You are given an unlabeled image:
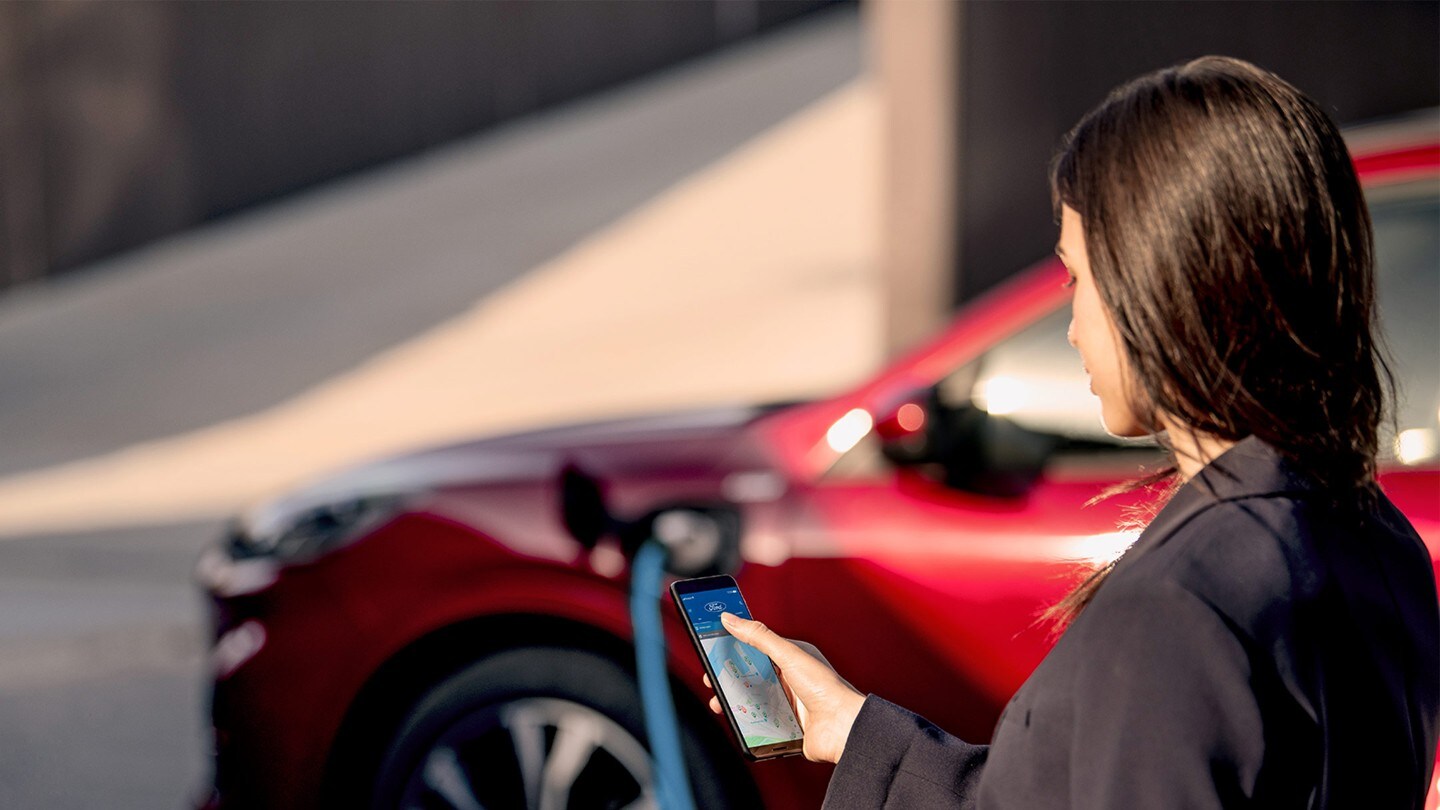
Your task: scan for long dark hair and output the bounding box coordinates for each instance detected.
[1044,56,1392,626]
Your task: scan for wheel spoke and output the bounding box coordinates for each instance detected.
[423,695,659,810]
[538,711,603,810]
[422,746,487,810]
[502,702,548,810]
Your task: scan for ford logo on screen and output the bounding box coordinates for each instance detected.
[704,601,726,613]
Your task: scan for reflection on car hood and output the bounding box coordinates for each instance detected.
[239,405,775,538]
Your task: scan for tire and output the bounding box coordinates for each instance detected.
[368,647,756,810]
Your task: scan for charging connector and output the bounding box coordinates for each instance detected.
[561,464,741,808]
[631,539,699,810]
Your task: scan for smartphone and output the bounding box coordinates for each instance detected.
[670,575,804,760]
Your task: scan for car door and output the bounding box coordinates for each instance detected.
[778,299,1163,744]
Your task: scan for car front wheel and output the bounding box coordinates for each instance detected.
[368,646,751,810]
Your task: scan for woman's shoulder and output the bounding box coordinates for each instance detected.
[1110,454,1430,650]
[1108,494,1310,633]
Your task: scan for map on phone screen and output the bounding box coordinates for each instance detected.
[679,587,803,747]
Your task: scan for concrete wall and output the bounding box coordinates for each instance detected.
[0,0,833,291]
[955,0,1440,303]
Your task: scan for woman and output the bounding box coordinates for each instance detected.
[714,56,1440,808]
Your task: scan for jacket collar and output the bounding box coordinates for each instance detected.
[1126,435,1317,560]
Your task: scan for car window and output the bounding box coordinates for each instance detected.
[1371,179,1440,465]
[959,306,1111,446]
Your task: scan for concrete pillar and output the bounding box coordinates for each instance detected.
[0,3,47,288]
[866,0,961,357]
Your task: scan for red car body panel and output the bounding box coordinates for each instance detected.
[198,135,1440,809]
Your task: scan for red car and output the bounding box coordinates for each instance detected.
[196,117,1440,809]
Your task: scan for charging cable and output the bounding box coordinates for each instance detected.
[630,538,698,810]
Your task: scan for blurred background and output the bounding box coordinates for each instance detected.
[0,1,1434,807]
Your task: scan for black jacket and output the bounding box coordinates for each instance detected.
[826,437,1440,809]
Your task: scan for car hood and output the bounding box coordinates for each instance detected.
[239,404,779,539]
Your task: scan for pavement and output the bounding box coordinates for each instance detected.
[0,6,877,539]
[0,8,874,808]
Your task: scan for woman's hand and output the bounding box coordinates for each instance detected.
[702,612,866,764]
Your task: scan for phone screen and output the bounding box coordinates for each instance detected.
[675,581,803,754]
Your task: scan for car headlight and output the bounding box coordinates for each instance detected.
[227,493,408,563]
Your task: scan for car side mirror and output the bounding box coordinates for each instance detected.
[879,390,1061,498]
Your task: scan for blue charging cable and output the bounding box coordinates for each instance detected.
[630,539,698,810]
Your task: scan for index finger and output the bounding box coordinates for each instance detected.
[719,612,807,670]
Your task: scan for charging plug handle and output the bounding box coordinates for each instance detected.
[644,507,740,578]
